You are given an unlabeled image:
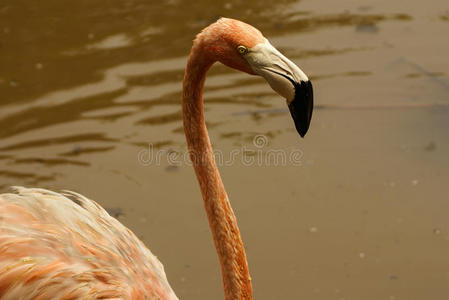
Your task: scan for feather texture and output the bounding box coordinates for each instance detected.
[0,187,178,300]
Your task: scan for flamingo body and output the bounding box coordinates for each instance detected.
[0,187,177,299]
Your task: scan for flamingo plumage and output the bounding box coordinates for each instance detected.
[0,18,312,300]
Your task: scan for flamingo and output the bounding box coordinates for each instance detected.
[0,18,313,300]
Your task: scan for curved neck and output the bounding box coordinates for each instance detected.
[182,44,253,300]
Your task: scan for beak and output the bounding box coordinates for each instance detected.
[245,39,313,137]
[287,80,313,138]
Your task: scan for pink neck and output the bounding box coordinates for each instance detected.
[182,44,252,300]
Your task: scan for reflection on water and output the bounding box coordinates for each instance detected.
[1,0,449,299]
[0,133,117,151]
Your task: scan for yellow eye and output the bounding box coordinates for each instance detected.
[237,45,248,55]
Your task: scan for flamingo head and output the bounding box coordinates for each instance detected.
[197,17,313,137]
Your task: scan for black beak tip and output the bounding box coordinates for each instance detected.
[288,80,313,138]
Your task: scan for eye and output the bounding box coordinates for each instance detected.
[237,45,248,55]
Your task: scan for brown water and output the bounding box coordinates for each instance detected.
[1,0,449,299]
